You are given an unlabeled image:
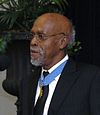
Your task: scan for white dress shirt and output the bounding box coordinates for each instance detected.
[35,55,69,115]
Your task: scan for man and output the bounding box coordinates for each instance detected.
[22,13,100,115]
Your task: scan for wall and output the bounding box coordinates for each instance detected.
[0,70,17,115]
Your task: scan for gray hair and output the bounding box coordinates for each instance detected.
[68,26,76,46]
[65,26,76,54]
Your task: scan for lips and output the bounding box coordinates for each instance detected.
[30,46,44,58]
[30,47,40,59]
[30,49,39,56]
[30,47,39,53]
[30,50,38,53]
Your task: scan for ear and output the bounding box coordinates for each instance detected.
[59,36,69,49]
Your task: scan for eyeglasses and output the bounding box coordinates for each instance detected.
[27,32,68,41]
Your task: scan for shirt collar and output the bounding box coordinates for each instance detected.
[42,54,69,74]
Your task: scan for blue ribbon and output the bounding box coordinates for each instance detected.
[39,60,67,86]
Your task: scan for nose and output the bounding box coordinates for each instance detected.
[30,37,38,46]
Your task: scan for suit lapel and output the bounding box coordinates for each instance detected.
[48,60,79,115]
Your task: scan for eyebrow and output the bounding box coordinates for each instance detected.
[31,30,45,34]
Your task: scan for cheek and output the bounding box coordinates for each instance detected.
[43,42,59,60]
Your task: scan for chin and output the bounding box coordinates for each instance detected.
[31,59,44,67]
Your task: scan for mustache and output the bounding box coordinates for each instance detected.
[30,46,44,54]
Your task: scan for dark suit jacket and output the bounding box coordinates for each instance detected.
[20,59,100,115]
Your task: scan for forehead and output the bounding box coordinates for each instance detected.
[32,20,55,34]
[31,19,58,34]
[31,14,71,34]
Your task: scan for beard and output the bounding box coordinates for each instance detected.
[30,47,45,66]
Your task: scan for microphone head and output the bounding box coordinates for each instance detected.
[0,54,10,71]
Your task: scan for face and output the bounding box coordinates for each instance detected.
[30,14,69,69]
[30,32,61,69]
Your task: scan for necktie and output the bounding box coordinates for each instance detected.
[34,71,49,115]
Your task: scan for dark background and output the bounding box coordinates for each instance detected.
[66,0,100,67]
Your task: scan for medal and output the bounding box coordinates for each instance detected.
[39,60,67,86]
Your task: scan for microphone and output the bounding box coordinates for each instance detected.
[0,54,10,71]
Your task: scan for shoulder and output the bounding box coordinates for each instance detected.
[75,60,100,80]
[66,59,100,76]
[22,65,42,82]
[64,59,100,86]
[76,61,100,73]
